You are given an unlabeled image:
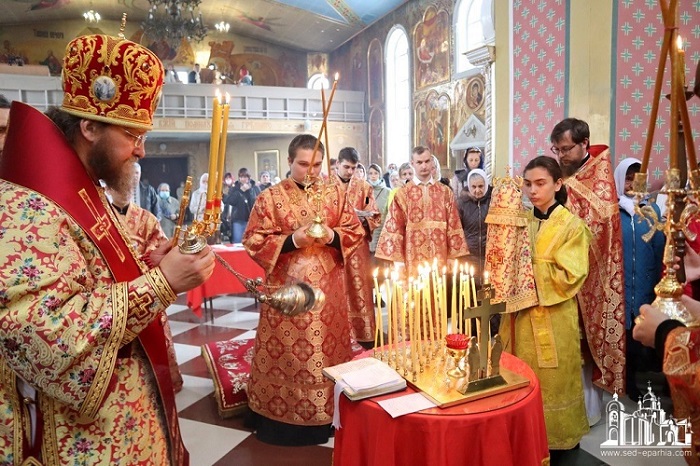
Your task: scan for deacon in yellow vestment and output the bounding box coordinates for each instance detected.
[501,204,592,450]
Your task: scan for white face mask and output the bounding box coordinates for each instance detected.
[225,179,233,186]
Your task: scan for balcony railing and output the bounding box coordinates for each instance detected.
[0,75,365,123]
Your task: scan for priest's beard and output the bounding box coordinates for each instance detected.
[88,143,137,198]
[560,161,579,178]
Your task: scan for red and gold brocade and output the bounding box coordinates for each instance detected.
[565,145,626,394]
[375,181,468,276]
[333,174,380,342]
[113,202,183,393]
[242,178,365,426]
[0,182,177,465]
[664,327,700,465]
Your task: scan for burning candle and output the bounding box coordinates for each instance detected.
[206,91,222,203]
[677,35,686,87]
[215,92,231,213]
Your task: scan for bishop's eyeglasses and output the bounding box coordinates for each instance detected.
[122,128,148,148]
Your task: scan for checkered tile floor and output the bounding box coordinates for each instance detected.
[169,293,334,466]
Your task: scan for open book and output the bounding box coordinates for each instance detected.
[323,357,407,401]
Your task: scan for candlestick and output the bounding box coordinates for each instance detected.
[206,92,222,203]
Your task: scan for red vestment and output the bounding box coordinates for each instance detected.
[664,327,700,464]
[0,102,186,464]
[333,174,380,342]
[565,145,626,394]
[242,179,364,426]
[375,180,469,276]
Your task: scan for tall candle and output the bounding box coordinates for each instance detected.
[470,265,478,306]
[464,269,470,309]
[384,269,392,360]
[215,93,230,211]
[441,266,447,342]
[206,92,222,203]
[677,35,686,87]
[373,269,382,351]
[391,271,400,369]
[451,260,458,334]
[410,302,418,376]
[399,282,407,373]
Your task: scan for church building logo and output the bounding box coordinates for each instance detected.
[601,385,692,448]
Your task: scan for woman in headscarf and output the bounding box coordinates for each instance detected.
[457,168,492,283]
[613,157,664,399]
[189,172,208,222]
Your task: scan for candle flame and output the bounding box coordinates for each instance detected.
[676,35,683,50]
[442,265,447,274]
[383,268,389,279]
[470,265,475,276]
[225,92,231,104]
[215,89,222,102]
[453,260,458,274]
[484,271,490,284]
[334,72,339,81]
[373,268,378,278]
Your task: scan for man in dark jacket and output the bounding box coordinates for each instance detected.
[134,163,160,217]
[223,167,260,243]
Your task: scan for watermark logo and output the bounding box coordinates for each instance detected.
[601,385,692,449]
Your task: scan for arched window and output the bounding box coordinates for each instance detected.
[308,73,329,89]
[454,0,486,76]
[385,26,410,166]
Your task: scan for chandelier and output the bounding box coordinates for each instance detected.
[215,21,230,33]
[83,9,101,23]
[142,0,208,49]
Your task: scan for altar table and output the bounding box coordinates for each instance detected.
[186,244,264,318]
[333,352,549,466]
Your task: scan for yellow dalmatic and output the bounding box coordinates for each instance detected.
[501,205,592,450]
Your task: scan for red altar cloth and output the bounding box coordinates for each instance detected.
[186,244,265,317]
[333,352,549,466]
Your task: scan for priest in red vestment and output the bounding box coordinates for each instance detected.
[332,147,380,344]
[242,135,365,445]
[0,34,214,465]
[550,118,626,410]
[375,145,468,277]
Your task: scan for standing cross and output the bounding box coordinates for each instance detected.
[461,283,506,377]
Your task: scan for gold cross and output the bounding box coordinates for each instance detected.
[128,290,154,320]
[79,189,125,262]
[462,283,506,374]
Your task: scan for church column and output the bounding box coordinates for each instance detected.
[465,46,495,178]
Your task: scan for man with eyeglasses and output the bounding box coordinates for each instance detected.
[549,117,625,427]
[0,34,214,464]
